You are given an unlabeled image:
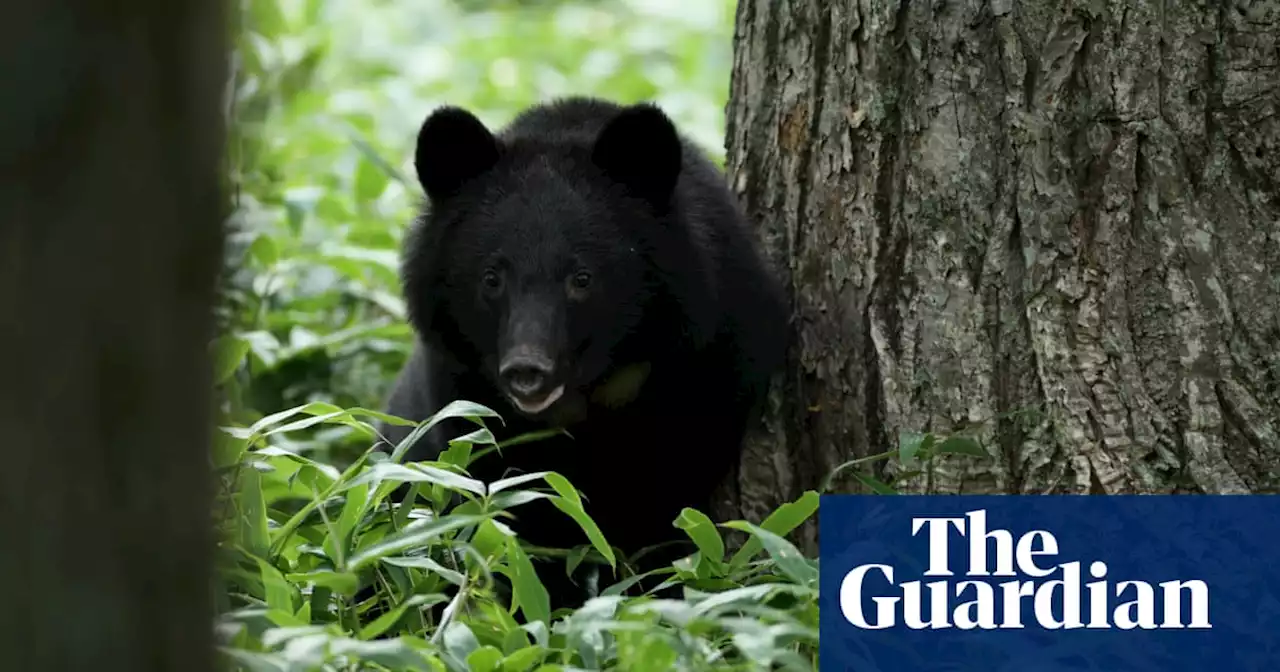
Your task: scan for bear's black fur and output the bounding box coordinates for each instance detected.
[374,96,788,611]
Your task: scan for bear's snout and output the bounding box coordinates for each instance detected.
[498,347,565,415]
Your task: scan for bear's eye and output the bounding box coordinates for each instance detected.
[571,270,592,290]
[482,269,503,292]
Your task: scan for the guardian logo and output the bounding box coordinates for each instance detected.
[840,509,1212,631]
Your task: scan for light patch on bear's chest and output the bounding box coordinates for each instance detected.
[589,362,652,409]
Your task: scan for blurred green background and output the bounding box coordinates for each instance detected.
[223,0,737,459]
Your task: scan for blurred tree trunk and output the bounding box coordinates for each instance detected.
[717,0,1280,554]
[0,3,227,671]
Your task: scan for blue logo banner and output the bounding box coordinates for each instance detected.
[818,495,1280,671]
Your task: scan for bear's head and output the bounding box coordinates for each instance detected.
[402,102,694,421]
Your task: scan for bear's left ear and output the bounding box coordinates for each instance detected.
[591,103,683,207]
[415,106,502,202]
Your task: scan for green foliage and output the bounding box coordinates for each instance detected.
[213,0,990,669]
[213,399,823,670]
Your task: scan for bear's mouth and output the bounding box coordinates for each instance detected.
[507,384,566,415]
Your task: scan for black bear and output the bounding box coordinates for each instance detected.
[374,96,788,611]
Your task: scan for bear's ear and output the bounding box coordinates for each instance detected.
[415,106,501,201]
[591,103,682,206]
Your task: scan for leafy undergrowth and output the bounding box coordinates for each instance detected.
[212,399,821,671]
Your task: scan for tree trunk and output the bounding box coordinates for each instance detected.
[719,0,1280,554]
[0,3,227,670]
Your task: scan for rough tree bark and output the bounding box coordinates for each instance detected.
[717,0,1280,554]
[0,3,227,670]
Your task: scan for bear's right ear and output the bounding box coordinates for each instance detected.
[415,106,501,201]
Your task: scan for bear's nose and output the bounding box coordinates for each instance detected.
[499,354,555,398]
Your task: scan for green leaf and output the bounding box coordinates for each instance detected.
[218,648,289,672]
[329,636,443,671]
[389,400,503,463]
[466,645,504,672]
[497,427,565,450]
[471,518,513,559]
[331,480,369,566]
[347,514,488,572]
[489,490,553,513]
[253,446,341,483]
[441,436,478,468]
[891,468,924,480]
[506,537,551,626]
[381,555,466,587]
[237,467,270,558]
[898,431,928,464]
[390,482,421,530]
[345,127,410,186]
[543,473,615,569]
[343,461,486,497]
[212,335,251,384]
[358,593,447,640]
[565,545,589,578]
[729,490,819,570]
[442,622,481,669]
[246,402,324,435]
[341,406,419,427]
[253,557,297,614]
[600,567,669,597]
[283,569,359,596]
[335,478,366,542]
[243,400,377,442]
[354,156,391,203]
[214,429,250,470]
[722,521,818,587]
[248,232,279,267]
[687,584,778,618]
[248,0,285,37]
[489,471,553,493]
[853,471,899,495]
[673,508,725,574]
[501,628,531,656]
[261,608,305,628]
[501,645,547,672]
[261,410,346,437]
[932,434,987,457]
